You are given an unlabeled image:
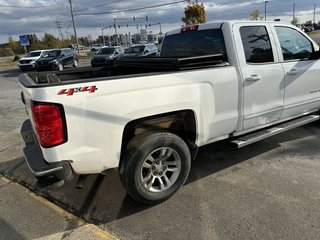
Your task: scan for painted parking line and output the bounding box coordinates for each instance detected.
[1,175,118,240]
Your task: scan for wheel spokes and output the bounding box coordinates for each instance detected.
[143,161,152,169]
[140,147,182,192]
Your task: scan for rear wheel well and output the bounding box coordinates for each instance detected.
[119,110,197,169]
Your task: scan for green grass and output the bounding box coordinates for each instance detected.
[308,31,319,35]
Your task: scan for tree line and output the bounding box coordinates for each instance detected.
[0,33,93,57]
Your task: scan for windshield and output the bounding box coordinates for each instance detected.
[44,50,61,58]
[160,29,227,58]
[25,51,42,57]
[126,46,145,54]
[97,48,115,55]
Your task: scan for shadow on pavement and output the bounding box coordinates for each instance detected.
[0,122,319,226]
[0,218,24,240]
[0,68,22,78]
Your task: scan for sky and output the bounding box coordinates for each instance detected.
[0,0,319,44]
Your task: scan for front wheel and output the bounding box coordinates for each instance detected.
[73,59,78,67]
[120,131,191,204]
[57,63,63,71]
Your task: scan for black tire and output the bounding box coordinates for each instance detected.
[119,131,191,204]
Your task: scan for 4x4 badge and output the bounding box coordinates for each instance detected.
[57,86,98,96]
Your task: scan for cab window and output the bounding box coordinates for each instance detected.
[160,29,227,58]
[275,27,313,60]
[240,26,274,63]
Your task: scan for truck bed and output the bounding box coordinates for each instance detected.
[19,54,228,87]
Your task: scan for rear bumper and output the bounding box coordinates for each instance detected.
[21,120,73,181]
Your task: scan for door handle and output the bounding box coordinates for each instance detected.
[245,74,261,82]
[287,69,299,75]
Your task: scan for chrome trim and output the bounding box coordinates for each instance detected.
[232,114,319,148]
[233,109,320,137]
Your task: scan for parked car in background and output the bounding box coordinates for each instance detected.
[35,48,78,71]
[69,44,85,51]
[90,44,104,52]
[91,46,124,67]
[123,43,158,57]
[18,50,48,70]
[301,24,314,33]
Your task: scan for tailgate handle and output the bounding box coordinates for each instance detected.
[245,74,261,82]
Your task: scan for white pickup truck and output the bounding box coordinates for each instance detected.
[19,21,320,204]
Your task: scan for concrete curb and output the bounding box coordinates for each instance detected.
[0,175,119,240]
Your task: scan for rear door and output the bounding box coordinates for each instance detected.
[60,50,68,66]
[271,25,320,118]
[233,23,286,130]
[66,49,74,65]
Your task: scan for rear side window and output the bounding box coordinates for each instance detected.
[275,26,313,60]
[160,29,227,58]
[240,26,274,63]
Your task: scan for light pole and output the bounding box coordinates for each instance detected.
[265,0,269,21]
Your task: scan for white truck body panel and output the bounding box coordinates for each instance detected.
[20,21,320,175]
[24,67,239,173]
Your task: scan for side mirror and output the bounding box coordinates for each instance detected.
[115,51,119,55]
[61,54,65,57]
[144,50,149,54]
[309,50,320,60]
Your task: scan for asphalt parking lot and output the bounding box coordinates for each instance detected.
[1,65,320,240]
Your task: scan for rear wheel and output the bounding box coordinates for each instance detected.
[120,131,191,204]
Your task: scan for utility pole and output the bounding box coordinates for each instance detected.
[114,18,118,45]
[314,4,317,25]
[264,0,269,21]
[293,3,296,25]
[68,0,80,53]
[102,28,105,45]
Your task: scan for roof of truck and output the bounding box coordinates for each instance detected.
[165,20,289,36]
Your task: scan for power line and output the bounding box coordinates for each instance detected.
[75,0,188,16]
[75,0,125,13]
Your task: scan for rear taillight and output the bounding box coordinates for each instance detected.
[31,102,67,148]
